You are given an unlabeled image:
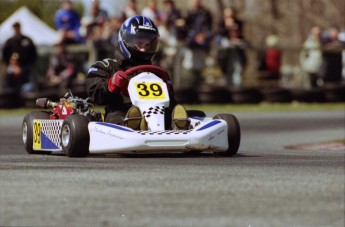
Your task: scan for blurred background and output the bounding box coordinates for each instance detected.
[0,0,344,108]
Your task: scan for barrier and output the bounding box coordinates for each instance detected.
[0,44,344,108]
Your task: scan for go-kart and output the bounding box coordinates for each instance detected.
[22,65,241,157]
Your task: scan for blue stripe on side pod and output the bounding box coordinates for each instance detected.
[196,120,222,131]
[96,122,134,132]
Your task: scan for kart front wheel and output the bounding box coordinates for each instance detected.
[213,113,241,156]
[61,115,90,157]
[22,111,50,154]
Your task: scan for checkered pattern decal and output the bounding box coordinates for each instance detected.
[142,106,165,118]
[40,120,63,147]
[137,129,193,135]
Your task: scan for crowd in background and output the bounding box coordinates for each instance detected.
[300,25,345,88]
[1,0,345,96]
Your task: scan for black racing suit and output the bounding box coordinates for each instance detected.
[87,48,177,123]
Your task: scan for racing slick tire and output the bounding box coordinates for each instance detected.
[22,111,50,154]
[61,115,90,157]
[213,113,241,156]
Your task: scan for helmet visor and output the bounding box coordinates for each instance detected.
[123,33,159,53]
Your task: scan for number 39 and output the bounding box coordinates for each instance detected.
[137,83,163,97]
[34,121,41,144]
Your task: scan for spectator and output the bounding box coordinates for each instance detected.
[216,24,248,87]
[185,0,213,87]
[89,0,109,27]
[186,0,212,35]
[83,16,122,65]
[80,0,109,40]
[319,25,345,84]
[265,35,282,79]
[91,22,116,60]
[154,1,186,85]
[79,17,94,41]
[3,53,27,91]
[141,0,162,24]
[121,0,139,21]
[216,6,244,44]
[45,42,78,91]
[2,22,37,93]
[102,17,123,46]
[257,35,282,83]
[340,27,345,80]
[300,26,323,87]
[161,0,185,39]
[55,0,83,44]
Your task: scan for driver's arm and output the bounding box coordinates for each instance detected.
[87,59,124,105]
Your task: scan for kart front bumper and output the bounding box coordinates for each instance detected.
[88,120,229,153]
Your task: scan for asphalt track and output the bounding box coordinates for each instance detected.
[0,110,344,227]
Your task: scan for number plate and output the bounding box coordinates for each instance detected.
[135,82,166,100]
[33,120,42,150]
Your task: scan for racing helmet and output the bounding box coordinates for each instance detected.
[118,16,160,62]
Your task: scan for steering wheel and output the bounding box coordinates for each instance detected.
[124,65,170,85]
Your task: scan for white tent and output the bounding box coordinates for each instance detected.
[0,6,60,46]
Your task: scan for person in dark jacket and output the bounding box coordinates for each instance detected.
[185,0,213,86]
[319,25,345,84]
[87,15,188,130]
[2,22,37,93]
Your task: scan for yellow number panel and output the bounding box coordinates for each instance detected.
[135,82,166,100]
[33,120,42,150]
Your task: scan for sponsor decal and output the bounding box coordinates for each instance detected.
[138,25,156,31]
[92,125,125,139]
[217,129,225,135]
[88,67,98,73]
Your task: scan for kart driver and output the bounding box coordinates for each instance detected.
[87,15,189,130]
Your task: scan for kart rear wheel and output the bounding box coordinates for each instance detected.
[61,115,90,157]
[22,111,50,154]
[213,113,241,156]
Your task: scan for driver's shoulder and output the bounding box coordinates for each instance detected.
[91,58,123,72]
[93,58,118,67]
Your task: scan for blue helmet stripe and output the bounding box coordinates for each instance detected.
[133,16,141,23]
[118,33,131,58]
[143,16,152,27]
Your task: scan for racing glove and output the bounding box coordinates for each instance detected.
[108,71,128,93]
